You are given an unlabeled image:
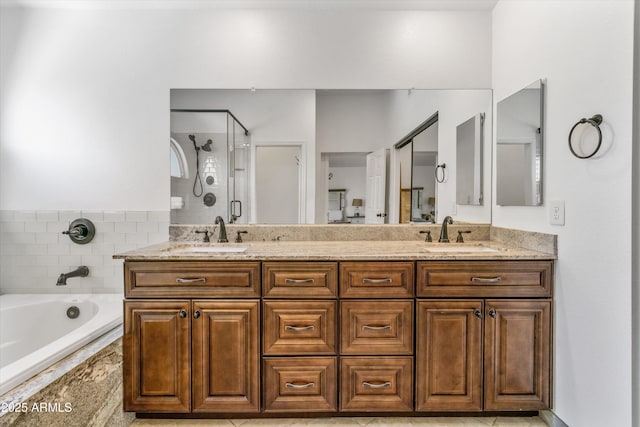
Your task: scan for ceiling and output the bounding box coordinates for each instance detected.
[1,0,499,10]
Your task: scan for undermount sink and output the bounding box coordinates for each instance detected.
[424,245,503,253]
[174,245,250,254]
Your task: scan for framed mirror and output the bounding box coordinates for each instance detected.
[496,79,545,206]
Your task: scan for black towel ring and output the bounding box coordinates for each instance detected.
[568,114,603,159]
[435,163,446,183]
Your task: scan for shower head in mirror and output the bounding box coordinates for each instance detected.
[202,139,213,152]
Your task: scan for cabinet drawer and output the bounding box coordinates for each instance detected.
[263,301,337,355]
[416,261,552,298]
[341,300,413,355]
[340,262,414,298]
[340,356,413,412]
[263,357,337,412]
[124,261,261,298]
[263,262,338,298]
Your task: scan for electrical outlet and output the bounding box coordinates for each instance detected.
[550,200,565,225]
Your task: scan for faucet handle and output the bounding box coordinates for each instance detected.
[456,230,472,243]
[419,230,433,242]
[195,230,210,243]
[235,230,248,243]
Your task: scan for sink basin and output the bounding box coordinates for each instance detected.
[174,245,250,254]
[424,245,503,253]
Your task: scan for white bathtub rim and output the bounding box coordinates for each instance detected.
[0,293,122,396]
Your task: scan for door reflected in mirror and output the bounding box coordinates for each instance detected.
[496,80,544,206]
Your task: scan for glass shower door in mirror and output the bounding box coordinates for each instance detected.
[170,109,251,224]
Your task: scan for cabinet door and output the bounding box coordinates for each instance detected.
[416,300,483,412]
[123,300,191,412]
[191,300,260,413]
[484,300,551,410]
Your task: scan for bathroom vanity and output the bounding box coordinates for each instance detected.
[117,239,553,417]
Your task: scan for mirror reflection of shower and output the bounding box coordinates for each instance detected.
[170,109,250,225]
[188,134,213,197]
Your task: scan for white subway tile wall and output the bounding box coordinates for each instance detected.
[0,210,169,294]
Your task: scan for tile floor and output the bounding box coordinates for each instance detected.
[129,416,548,426]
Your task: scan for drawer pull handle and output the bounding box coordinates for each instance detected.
[285,382,315,389]
[362,278,392,284]
[363,381,391,389]
[471,276,502,283]
[363,324,391,331]
[179,310,187,318]
[176,277,207,284]
[285,325,315,332]
[284,278,315,284]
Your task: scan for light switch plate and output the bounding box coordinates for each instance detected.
[550,200,565,225]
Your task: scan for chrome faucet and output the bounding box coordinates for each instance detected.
[438,216,454,243]
[56,266,89,286]
[214,216,228,243]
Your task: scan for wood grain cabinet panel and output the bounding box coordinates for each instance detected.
[340,262,414,298]
[417,261,552,298]
[484,300,551,410]
[191,300,260,413]
[263,300,337,355]
[123,300,191,412]
[263,262,338,298]
[416,300,483,412]
[124,261,261,298]
[340,356,413,412]
[340,300,413,355]
[263,357,337,412]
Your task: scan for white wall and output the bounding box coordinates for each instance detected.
[0,6,491,213]
[492,1,635,426]
[328,166,366,218]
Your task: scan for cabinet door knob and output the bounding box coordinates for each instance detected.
[193,310,201,319]
[474,309,482,319]
[179,310,187,318]
[488,308,496,318]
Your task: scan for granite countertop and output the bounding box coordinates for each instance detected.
[114,240,555,261]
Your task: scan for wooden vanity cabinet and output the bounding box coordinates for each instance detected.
[415,261,553,412]
[123,257,553,416]
[262,262,339,412]
[123,261,260,414]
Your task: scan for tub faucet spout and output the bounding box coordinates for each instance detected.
[56,266,89,286]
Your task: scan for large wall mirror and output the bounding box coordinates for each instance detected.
[496,79,545,206]
[170,89,492,225]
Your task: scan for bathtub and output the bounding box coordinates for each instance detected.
[0,293,122,395]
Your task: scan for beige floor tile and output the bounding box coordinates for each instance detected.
[494,417,547,427]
